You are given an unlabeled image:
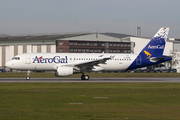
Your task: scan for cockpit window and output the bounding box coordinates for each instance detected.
[12,57,20,60]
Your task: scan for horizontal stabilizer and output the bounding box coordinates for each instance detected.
[150,56,172,62]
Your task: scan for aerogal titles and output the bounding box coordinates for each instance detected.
[33,56,68,63]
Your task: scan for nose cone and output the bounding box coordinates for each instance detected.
[5,61,12,68]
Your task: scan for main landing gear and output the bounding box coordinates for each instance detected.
[81,74,89,80]
[26,70,30,80]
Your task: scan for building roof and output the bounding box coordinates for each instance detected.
[0,33,90,42]
[102,32,135,38]
[0,32,135,42]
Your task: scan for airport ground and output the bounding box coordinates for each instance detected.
[1,73,180,120]
[0,82,180,120]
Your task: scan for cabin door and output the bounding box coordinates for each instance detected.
[25,54,31,64]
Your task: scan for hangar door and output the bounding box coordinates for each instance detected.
[174,43,180,52]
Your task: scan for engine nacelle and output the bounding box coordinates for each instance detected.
[55,66,73,77]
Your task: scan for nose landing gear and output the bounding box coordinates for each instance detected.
[26,70,30,80]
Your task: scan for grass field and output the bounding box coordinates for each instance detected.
[1,72,180,78]
[0,82,180,120]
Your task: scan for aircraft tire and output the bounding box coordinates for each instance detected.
[84,75,89,80]
[26,76,30,80]
[81,75,89,80]
[81,75,84,80]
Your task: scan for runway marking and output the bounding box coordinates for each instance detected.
[68,103,82,104]
[94,97,109,99]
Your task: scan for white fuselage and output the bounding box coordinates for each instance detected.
[6,53,137,71]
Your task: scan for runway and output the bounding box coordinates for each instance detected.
[0,78,180,82]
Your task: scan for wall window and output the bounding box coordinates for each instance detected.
[113,50,116,53]
[113,44,116,46]
[98,49,101,52]
[69,42,73,45]
[117,44,120,47]
[109,49,112,52]
[78,42,81,45]
[120,44,123,47]
[59,42,64,45]
[102,43,105,46]
[94,43,97,46]
[117,50,120,52]
[94,49,97,52]
[78,49,81,52]
[86,49,89,52]
[69,48,73,52]
[109,43,112,46]
[82,42,85,46]
[128,44,131,47]
[82,49,85,52]
[124,44,127,47]
[59,48,62,52]
[86,42,89,46]
[90,43,93,46]
[90,49,93,52]
[120,50,124,53]
[74,49,77,52]
[74,42,77,45]
[124,50,127,53]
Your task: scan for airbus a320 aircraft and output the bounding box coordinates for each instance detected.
[6,28,172,80]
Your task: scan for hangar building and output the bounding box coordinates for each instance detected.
[0,33,134,67]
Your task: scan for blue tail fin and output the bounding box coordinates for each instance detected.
[141,27,169,56]
[127,27,170,70]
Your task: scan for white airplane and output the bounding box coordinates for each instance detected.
[6,28,172,80]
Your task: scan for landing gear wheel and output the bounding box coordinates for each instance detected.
[26,70,30,80]
[26,76,30,80]
[81,75,84,80]
[81,75,89,80]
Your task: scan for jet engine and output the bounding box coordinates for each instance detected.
[55,66,73,76]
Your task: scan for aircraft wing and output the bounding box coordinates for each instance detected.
[63,57,113,71]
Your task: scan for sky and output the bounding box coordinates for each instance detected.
[0,0,180,38]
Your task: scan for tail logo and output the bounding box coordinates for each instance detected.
[144,50,151,59]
